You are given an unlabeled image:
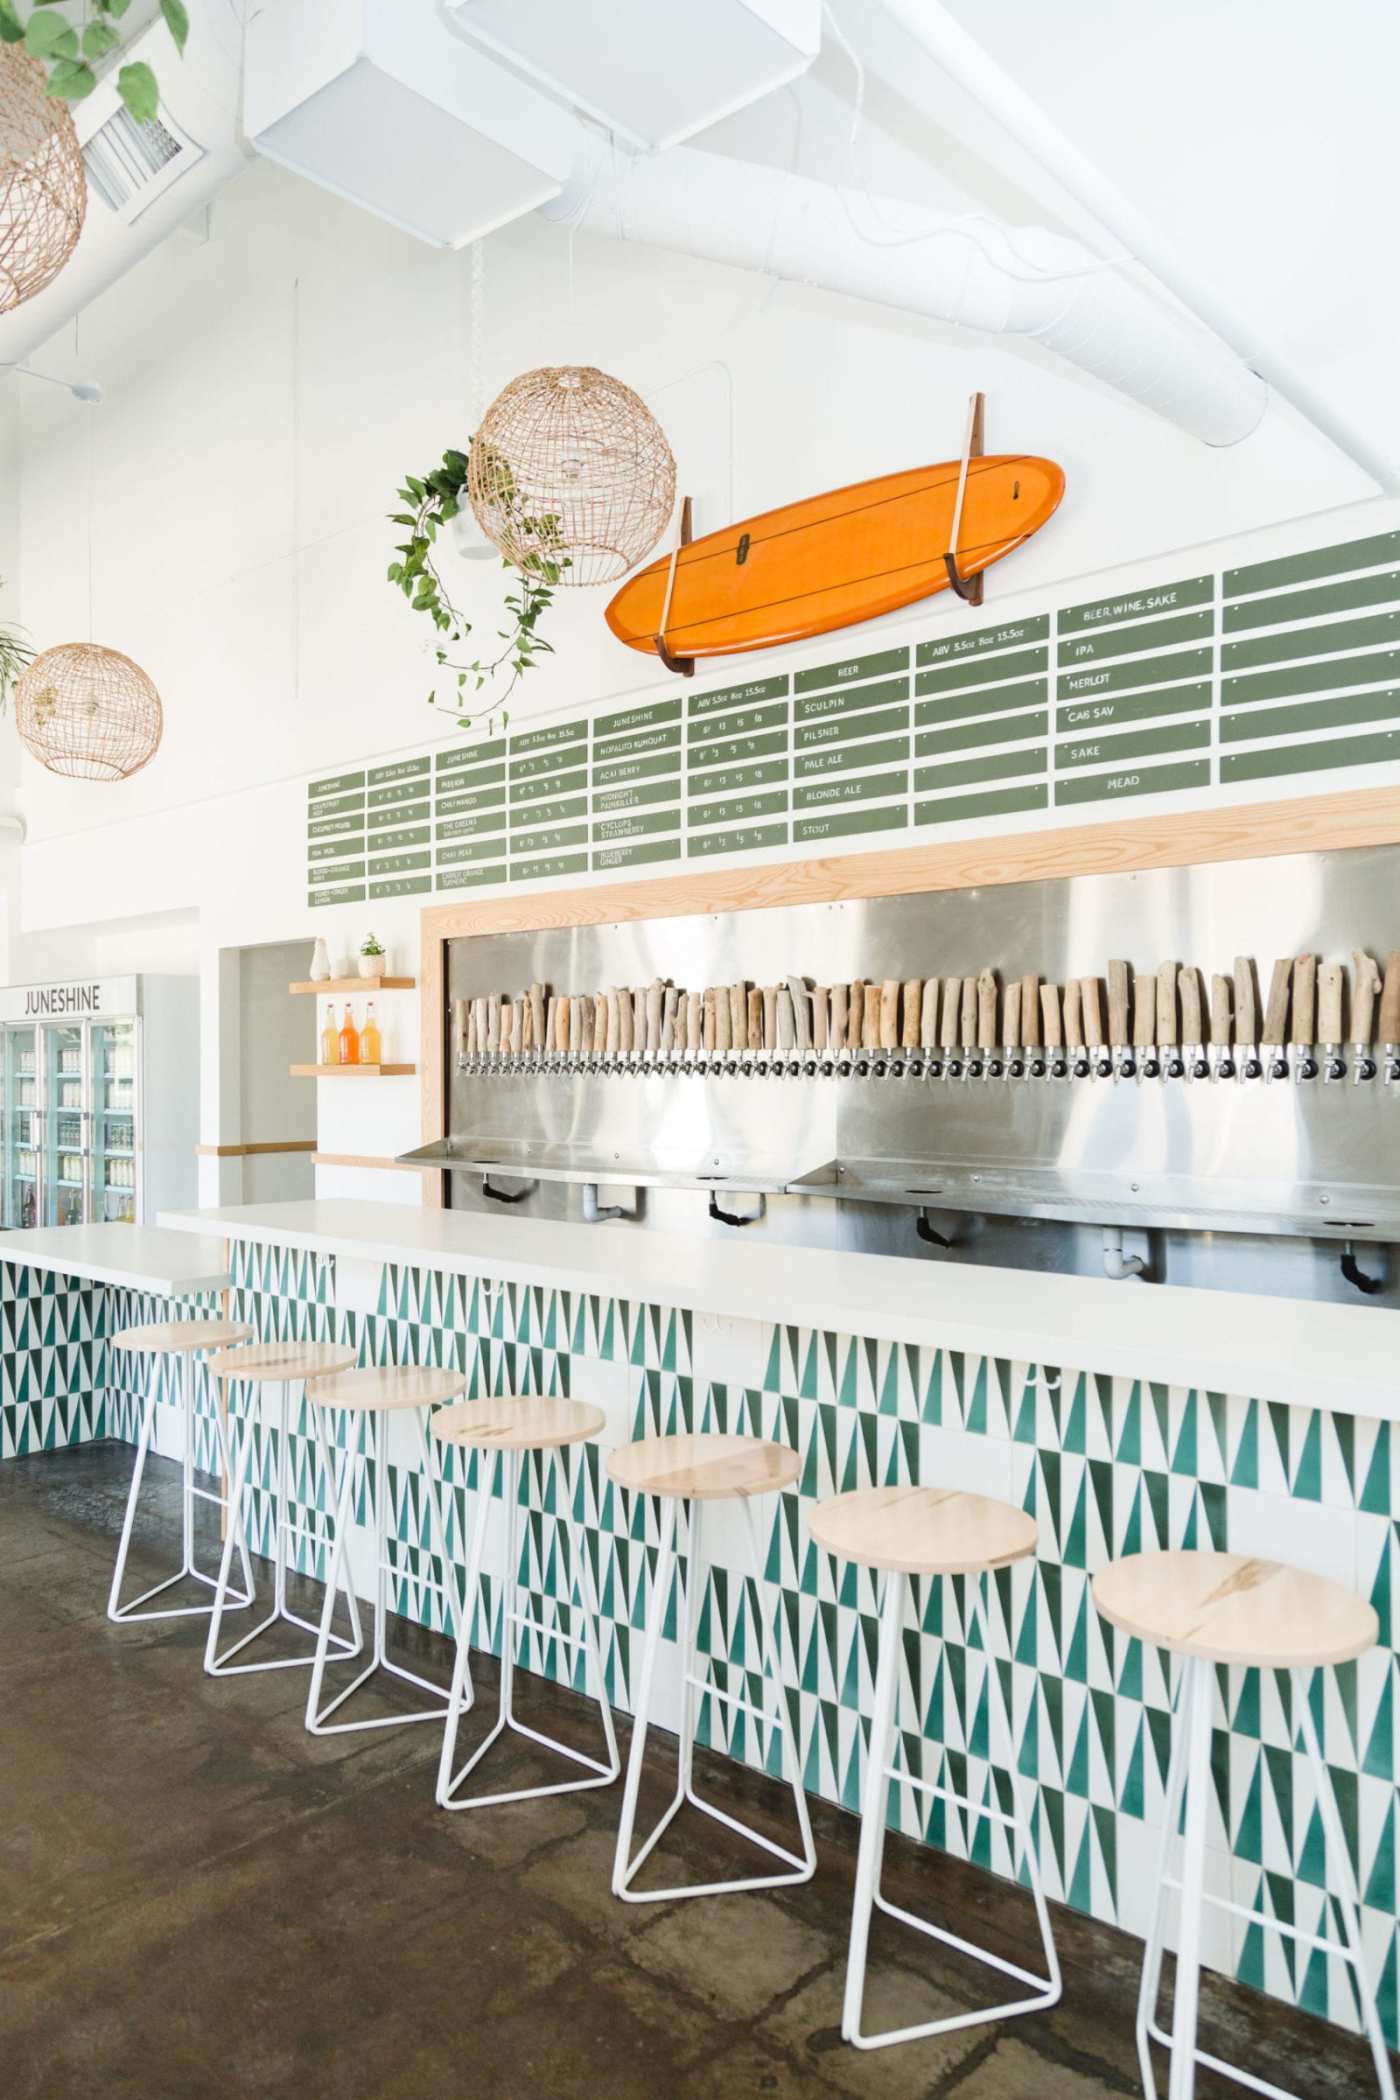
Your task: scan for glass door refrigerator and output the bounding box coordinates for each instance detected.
[0,976,196,1230]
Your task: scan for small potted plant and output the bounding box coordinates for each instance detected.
[358,933,386,979]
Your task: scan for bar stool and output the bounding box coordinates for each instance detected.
[304,1365,467,1735]
[433,1397,619,1809]
[106,1317,255,1623]
[203,1337,361,1677]
[608,1431,815,1903]
[1093,1550,1396,2100]
[809,1484,1061,2052]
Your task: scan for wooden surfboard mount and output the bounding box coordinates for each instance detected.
[944,391,986,609]
[611,392,1062,675]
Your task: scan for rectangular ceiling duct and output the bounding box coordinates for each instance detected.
[243,0,579,248]
[444,0,820,151]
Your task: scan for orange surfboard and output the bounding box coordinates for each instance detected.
[605,455,1064,665]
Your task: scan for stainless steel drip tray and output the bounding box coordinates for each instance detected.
[786,1159,1400,1241]
[397,1135,828,1195]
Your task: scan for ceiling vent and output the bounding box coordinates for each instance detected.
[443,0,820,151]
[82,103,202,225]
[243,0,579,248]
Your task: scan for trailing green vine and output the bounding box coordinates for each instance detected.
[387,442,569,733]
[0,0,188,123]
[0,581,31,714]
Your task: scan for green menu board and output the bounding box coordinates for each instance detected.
[307,528,1400,903]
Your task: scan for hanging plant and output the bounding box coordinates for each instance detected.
[387,441,569,733]
[0,0,189,123]
[0,580,31,713]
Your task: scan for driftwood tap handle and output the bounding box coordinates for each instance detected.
[1352,952,1382,1044]
[776,985,796,1054]
[1079,977,1104,1050]
[919,978,940,1050]
[747,985,764,1052]
[685,991,702,1053]
[976,969,998,1051]
[830,982,848,1049]
[1382,953,1400,1043]
[788,976,813,1052]
[730,983,747,1053]
[1108,960,1130,1045]
[1210,973,1233,1048]
[763,984,779,1054]
[1003,978,1022,1051]
[1317,961,1344,1046]
[1178,967,1203,1047]
[1132,972,1156,1052]
[1155,962,1178,1048]
[1291,955,1317,1046]
[1234,957,1258,1046]
[1263,959,1292,1045]
[879,979,900,1051]
[902,979,922,1050]
[940,978,961,1053]
[1020,975,1041,1049]
[1040,983,1063,1049]
[1063,979,1084,1049]
[846,980,864,1051]
[811,987,830,1051]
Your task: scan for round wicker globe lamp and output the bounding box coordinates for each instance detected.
[0,45,87,316]
[14,643,163,781]
[467,366,675,587]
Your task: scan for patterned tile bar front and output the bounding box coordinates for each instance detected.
[10,1239,1395,2054]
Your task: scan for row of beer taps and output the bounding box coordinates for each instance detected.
[453,949,1400,1086]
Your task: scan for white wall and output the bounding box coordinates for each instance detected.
[4,39,1394,1163]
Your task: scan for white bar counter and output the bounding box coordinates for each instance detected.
[158,1198,1400,1420]
[1,1223,232,1296]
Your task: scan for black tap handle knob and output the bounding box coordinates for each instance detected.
[1029,1058,1046,1079]
[1167,1055,1185,1079]
[1051,1058,1068,1079]
[1192,1057,1211,1080]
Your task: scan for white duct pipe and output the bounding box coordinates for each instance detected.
[877,0,1397,489]
[544,143,1266,446]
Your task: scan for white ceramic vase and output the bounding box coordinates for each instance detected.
[309,937,332,982]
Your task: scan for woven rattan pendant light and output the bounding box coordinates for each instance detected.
[0,45,86,316]
[14,642,162,780]
[13,346,163,783]
[467,365,675,587]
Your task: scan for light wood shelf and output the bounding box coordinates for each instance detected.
[289,976,416,994]
[289,1063,416,1078]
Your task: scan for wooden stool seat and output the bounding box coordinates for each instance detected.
[810,1484,1036,1577]
[206,1339,356,1385]
[111,1318,253,1356]
[306,1365,468,1413]
[1092,1549,1378,1669]
[607,1431,799,1502]
[433,1396,605,1451]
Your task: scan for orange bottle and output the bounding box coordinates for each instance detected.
[361,1001,382,1066]
[320,1003,337,1065]
[338,1004,360,1065]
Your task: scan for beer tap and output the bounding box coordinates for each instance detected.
[631,989,647,1075]
[574,995,593,1071]
[708,980,728,1074]
[1290,955,1318,1083]
[1064,979,1089,1079]
[1179,968,1209,1081]
[453,997,470,1074]
[602,987,620,1074]
[661,984,680,1069]
[788,976,814,1075]
[559,993,576,1074]
[862,980,882,1076]
[831,982,850,1077]
[1352,952,1380,1083]
[529,984,546,1073]
[1002,977,1023,1079]
[684,990,703,1073]
[1157,962,1184,1080]
[499,997,515,1075]
[776,983,797,1074]
[848,980,867,1075]
[700,986,717,1076]
[1108,960,1133,1079]
[1318,961,1346,1083]
[543,995,560,1077]
[900,977,922,1077]
[1210,972,1234,1081]
[473,995,489,1078]
[920,976,942,1080]
[813,986,833,1076]
[1022,974,1044,1079]
[746,986,765,1076]
[1235,957,1261,1081]
[1382,952,1400,1085]
[1132,970,1158,1080]
[977,969,1001,1078]
[612,985,632,1073]
[484,994,500,1078]
[874,979,898,1077]
[1081,976,1111,1080]
[1262,959,1291,1083]
[761,983,779,1076]
[645,981,664,1072]
[588,991,605,1073]
[959,975,979,1080]
[1041,982,1067,1080]
[729,982,749,1075]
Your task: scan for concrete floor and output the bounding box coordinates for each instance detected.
[0,1445,1383,2100]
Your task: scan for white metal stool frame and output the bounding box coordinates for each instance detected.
[843,1557,1061,2049]
[1136,1652,1396,2100]
[305,1369,465,1736]
[612,1479,816,1903]
[107,1321,256,1624]
[204,1349,364,1678]
[435,1406,619,1810]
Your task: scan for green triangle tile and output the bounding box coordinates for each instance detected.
[1115,1382,1142,1467]
[1063,1373,1086,1455]
[1170,1392,1199,1477]
[1230,1397,1260,1488]
[1361,1424,1392,1516]
[1364,1665,1396,1780]
[1292,1411,1323,1502]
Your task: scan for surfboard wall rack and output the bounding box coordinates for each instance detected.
[943,391,986,608]
[653,493,696,678]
